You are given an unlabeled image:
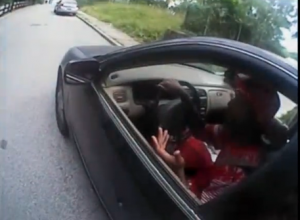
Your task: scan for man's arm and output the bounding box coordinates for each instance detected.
[159,79,196,113]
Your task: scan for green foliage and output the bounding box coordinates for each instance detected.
[183,0,297,57]
[291,6,298,39]
[77,0,107,7]
[81,0,298,55]
[279,106,298,126]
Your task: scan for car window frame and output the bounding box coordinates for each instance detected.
[96,39,298,219]
[99,66,298,219]
[94,84,201,219]
[97,39,297,104]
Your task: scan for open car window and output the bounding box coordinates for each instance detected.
[102,56,297,207]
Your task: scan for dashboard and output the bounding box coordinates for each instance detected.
[102,64,235,119]
[132,81,176,102]
[104,80,234,120]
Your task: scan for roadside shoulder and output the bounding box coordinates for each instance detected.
[76,10,138,47]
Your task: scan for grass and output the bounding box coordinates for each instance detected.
[81,2,184,42]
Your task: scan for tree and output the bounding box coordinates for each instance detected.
[182,0,297,57]
[291,5,298,39]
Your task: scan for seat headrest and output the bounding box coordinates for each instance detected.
[262,118,289,149]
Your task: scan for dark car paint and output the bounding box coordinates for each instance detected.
[60,46,189,219]
[65,85,158,220]
[95,37,298,78]
[59,41,298,220]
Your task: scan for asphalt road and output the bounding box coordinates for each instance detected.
[0,5,110,220]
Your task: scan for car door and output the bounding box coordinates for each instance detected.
[64,82,165,220]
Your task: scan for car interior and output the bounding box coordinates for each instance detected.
[98,62,298,204]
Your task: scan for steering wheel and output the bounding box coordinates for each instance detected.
[179,81,202,115]
[155,81,205,141]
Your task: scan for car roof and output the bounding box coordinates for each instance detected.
[260,48,298,72]
[285,57,298,70]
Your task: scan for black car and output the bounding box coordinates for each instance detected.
[55,37,298,220]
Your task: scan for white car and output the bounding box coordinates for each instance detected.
[54,0,78,16]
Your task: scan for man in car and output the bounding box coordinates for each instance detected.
[151,77,281,202]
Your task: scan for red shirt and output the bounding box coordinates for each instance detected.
[176,136,214,198]
[177,124,261,203]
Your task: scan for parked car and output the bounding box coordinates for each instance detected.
[55,38,298,220]
[54,0,78,16]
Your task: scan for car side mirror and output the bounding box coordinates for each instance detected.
[64,59,100,85]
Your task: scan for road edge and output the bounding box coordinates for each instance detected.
[76,11,122,46]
